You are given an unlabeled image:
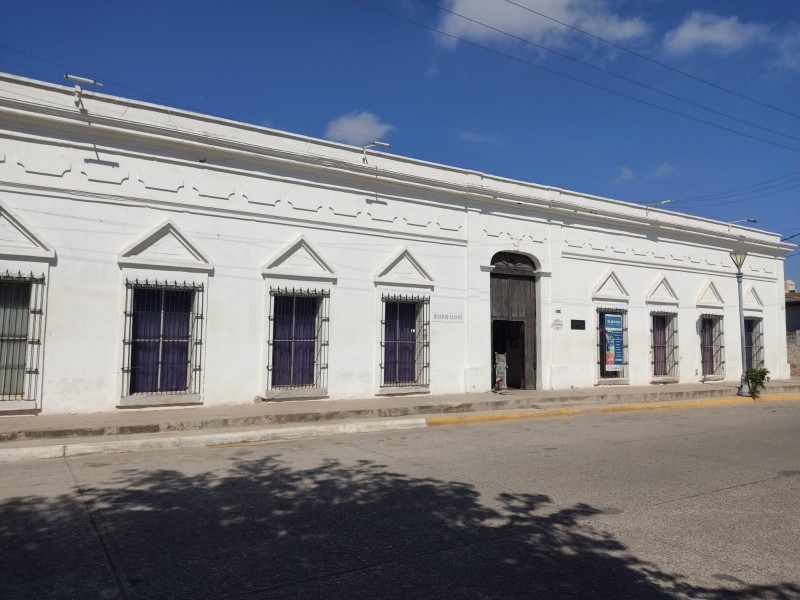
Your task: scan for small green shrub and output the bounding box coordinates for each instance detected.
[745,367,770,399]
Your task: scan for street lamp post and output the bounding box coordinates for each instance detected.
[729,250,750,397]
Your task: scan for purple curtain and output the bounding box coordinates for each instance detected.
[293,297,316,386]
[130,289,192,394]
[701,319,714,376]
[653,316,667,377]
[272,296,317,387]
[272,296,293,387]
[384,302,416,384]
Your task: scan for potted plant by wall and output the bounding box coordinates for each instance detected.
[745,368,770,399]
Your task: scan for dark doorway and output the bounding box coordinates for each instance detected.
[490,252,537,390]
[492,320,525,388]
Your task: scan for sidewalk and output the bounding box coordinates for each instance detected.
[1,379,799,462]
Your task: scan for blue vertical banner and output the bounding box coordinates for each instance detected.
[604,314,624,372]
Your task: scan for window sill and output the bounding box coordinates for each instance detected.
[650,377,680,384]
[596,378,629,386]
[118,393,202,408]
[702,375,725,382]
[377,385,430,396]
[262,388,328,402]
[0,400,38,413]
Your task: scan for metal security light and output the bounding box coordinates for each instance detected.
[64,73,102,108]
[729,250,750,397]
[644,199,673,206]
[362,140,392,164]
[728,218,757,225]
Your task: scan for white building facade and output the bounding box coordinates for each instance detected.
[0,73,792,415]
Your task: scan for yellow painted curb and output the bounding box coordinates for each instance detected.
[597,393,800,414]
[426,407,586,426]
[425,393,800,426]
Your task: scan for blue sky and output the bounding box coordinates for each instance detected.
[1,0,798,280]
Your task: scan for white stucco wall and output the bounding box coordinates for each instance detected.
[0,73,792,415]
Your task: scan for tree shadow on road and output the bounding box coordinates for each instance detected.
[0,454,797,599]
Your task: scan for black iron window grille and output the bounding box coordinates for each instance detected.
[700,315,725,377]
[122,279,204,396]
[268,287,330,390]
[0,272,45,402]
[744,317,764,370]
[596,308,628,379]
[651,311,679,379]
[381,294,430,387]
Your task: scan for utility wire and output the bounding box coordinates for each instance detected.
[500,0,800,121]
[354,0,800,152]
[672,170,800,203]
[417,0,800,144]
[681,180,800,209]
[671,173,800,205]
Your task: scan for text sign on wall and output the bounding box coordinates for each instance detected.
[432,304,464,323]
[604,314,624,372]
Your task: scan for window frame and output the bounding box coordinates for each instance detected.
[380,293,430,389]
[699,314,725,380]
[744,317,764,370]
[267,287,330,392]
[0,271,45,403]
[596,308,628,384]
[121,279,204,399]
[651,311,679,381]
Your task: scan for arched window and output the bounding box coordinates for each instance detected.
[490,252,536,275]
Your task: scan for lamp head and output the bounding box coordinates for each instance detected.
[729,250,748,270]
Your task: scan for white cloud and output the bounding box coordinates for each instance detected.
[435,0,650,50]
[459,130,505,145]
[614,166,635,184]
[663,11,768,56]
[650,162,676,180]
[324,111,396,146]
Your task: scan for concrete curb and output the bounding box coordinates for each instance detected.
[425,393,800,426]
[0,417,428,463]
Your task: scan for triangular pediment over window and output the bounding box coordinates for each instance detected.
[262,236,337,282]
[119,220,213,272]
[744,284,763,310]
[375,246,434,289]
[696,280,724,307]
[0,199,55,261]
[646,275,679,305]
[591,269,628,302]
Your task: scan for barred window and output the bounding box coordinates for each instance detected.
[268,288,329,390]
[651,312,679,379]
[0,272,45,402]
[700,315,724,377]
[381,294,430,387]
[122,280,204,396]
[597,309,627,380]
[744,317,764,370]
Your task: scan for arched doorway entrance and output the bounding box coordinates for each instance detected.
[490,252,537,389]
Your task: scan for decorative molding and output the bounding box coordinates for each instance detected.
[17,151,70,178]
[137,168,184,193]
[743,284,764,311]
[592,269,629,302]
[0,199,56,261]
[646,275,679,305]
[119,219,213,272]
[696,279,724,308]
[375,246,434,289]
[262,235,337,282]
[192,174,235,200]
[81,159,128,185]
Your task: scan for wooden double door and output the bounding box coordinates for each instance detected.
[491,271,536,389]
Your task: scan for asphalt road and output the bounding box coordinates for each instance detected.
[1,401,799,599]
